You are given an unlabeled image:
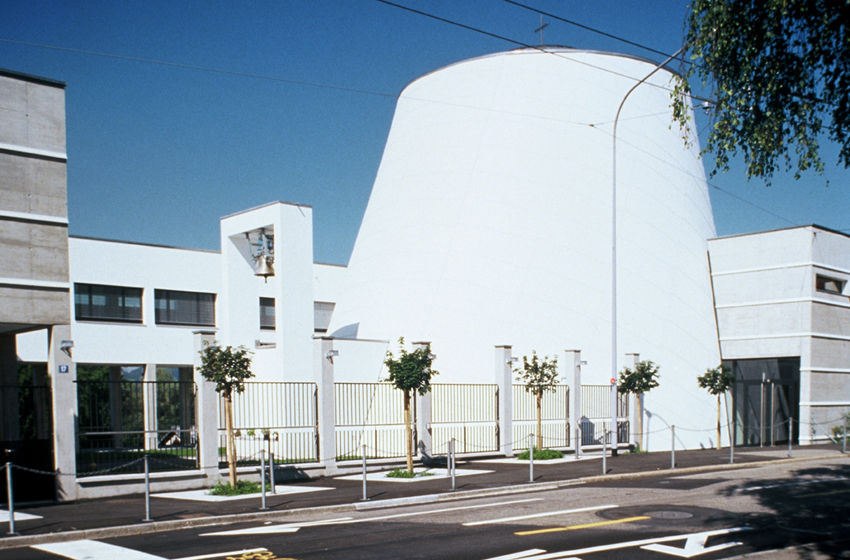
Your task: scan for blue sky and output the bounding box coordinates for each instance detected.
[2,0,847,264]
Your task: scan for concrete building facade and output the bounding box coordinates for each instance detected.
[709,226,850,446]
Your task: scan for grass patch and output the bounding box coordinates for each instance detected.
[629,446,647,454]
[209,480,262,496]
[516,448,564,460]
[386,468,435,478]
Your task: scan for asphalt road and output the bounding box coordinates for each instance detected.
[8,457,850,560]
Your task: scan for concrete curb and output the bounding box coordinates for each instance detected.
[1,452,845,550]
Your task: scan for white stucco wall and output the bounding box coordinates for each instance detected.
[329,48,721,450]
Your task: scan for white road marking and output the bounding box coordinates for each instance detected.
[463,504,617,526]
[154,486,334,502]
[0,508,42,521]
[336,497,543,524]
[482,527,751,560]
[175,547,268,560]
[34,540,166,560]
[200,517,354,536]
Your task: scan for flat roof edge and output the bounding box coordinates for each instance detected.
[0,68,66,88]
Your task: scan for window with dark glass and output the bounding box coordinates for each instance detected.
[816,274,846,295]
[154,289,215,326]
[260,297,275,330]
[314,301,335,333]
[74,283,142,323]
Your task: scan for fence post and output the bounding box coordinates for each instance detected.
[602,425,607,475]
[670,425,675,469]
[528,433,534,483]
[495,346,514,457]
[5,462,15,535]
[316,338,338,474]
[361,444,368,501]
[260,450,267,510]
[143,455,151,522]
[844,416,847,454]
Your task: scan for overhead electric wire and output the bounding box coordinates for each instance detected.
[0,37,397,100]
[374,0,714,104]
[503,0,691,65]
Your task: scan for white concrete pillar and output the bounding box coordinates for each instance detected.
[316,337,338,473]
[193,331,220,483]
[412,341,432,456]
[625,352,640,449]
[144,363,158,450]
[48,325,77,501]
[495,345,514,456]
[565,350,582,453]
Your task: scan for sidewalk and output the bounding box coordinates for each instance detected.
[1,444,846,549]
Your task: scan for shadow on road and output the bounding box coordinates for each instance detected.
[713,463,850,558]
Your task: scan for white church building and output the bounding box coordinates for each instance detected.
[4,48,849,499]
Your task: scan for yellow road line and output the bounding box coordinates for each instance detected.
[515,516,651,536]
[800,488,850,498]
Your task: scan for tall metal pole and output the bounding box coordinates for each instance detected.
[611,46,685,456]
[143,454,151,522]
[5,462,15,535]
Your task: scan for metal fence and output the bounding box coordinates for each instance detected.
[580,384,630,445]
[335,382,408,459]
[218,382,318,465]
[512,384,571,449]
[431,383,499,454]
[76,379,199,474]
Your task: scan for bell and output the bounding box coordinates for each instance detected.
[254,254,275,281]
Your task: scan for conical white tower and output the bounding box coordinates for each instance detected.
[330,48,721,450]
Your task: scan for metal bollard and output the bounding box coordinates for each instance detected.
[602,428,607,475]
[670,425,676,469]
[143,454,152,522]
[787,418,793,458]
[450,438,456,491]
[575,427,581,460]
[6,462,15,535]
[260,450,267,510]
[361,444,368,501]
[528,433,534,483]
[270,452,276,495]
[844,416,847,454]
[730,433,735,464]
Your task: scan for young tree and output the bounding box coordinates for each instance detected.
[673,0,850,184]
[697,364,735,449]
[198,343,254,487]
[384,338,438,474]
[618,360,659,451]
[515,351,559,452]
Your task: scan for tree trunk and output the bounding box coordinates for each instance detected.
[404,390,413,473]
[716,393,722,450]
[536,391,543,451]
[225,392,237,487]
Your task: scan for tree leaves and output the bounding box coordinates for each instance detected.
[697,364,735,395]
[198,343,254,397]
[384,337,438,396]
[515,351,559,395]
[676,0,849,184]
[618,360,659,395]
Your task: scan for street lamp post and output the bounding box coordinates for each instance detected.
[611,46,685,455]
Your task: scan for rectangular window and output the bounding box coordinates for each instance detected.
[74,283,142,323]
[260,297,275,330]
[816,274,846,295]
[155,289,215,326]
[314,301,335,333]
